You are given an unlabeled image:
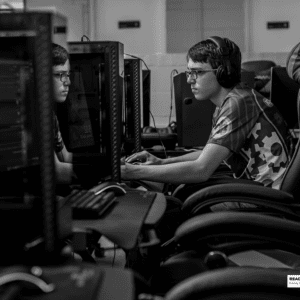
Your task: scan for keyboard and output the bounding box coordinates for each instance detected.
[64,188,118,220]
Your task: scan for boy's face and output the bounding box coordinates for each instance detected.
[187,58,221,101]
[53,59,71,103]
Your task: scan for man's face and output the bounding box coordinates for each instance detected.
[186,58,221,101]
[53,59,71,103]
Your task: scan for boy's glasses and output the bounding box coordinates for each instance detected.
[185,69,218,80]
[53,72,72,83]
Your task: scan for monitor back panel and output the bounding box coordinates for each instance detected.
[270,66,300,129]
[174,72,215,148]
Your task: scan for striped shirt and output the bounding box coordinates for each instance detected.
[207,83,293,189]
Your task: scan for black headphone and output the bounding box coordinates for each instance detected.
[207,36,234,88]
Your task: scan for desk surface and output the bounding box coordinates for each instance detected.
[72,190,166,250]
[6,263,135,300]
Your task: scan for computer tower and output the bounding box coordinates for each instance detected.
[174,72,215,148]
[0,11,70,264]
[270,66,300,129]
[142,69,151,127]
[123,57,143,154]
[60,41,124,182]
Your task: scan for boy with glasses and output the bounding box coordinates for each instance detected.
[52,43,77,187]
[122,37,293,208]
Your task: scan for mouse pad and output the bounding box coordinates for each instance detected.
[73,190,157,250]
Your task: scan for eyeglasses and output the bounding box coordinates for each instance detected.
[53,72,72,83]
[185,69,218,80]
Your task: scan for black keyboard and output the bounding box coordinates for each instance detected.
[65,188,118,220]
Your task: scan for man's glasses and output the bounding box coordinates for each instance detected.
[53,72,72,83]
[185,69,218,80]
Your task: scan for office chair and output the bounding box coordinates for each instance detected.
[241,59,276,75]
[164,267,300,300]
[241,60,277,97]
[151,211,300,296]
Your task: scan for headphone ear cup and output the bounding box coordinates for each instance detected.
[215,65,227,87]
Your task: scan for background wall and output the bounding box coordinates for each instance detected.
[94,0,300,126]
[26,0,91,43]
[13,0,300,126]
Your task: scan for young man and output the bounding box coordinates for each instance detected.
[122,37,293,193]
[52,43,77,185]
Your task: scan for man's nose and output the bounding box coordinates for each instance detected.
[187,75,195,84]
[63,78,71,85]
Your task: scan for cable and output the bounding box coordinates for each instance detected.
[149,110,167,158]
[169,69,178,124]
[124,53,149,71]
[111,243,116,267]
[81,35,90,42]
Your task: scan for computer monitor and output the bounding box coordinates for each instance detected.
[123,57,143,155]
[174,72,215,148]
[57,41,124,183]
[270,66,300,129]
[0,12,65,264]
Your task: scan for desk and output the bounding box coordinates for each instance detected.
[2,263,136,300]
[72,190,166,250]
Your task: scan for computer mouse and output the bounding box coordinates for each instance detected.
[90,181,127,196]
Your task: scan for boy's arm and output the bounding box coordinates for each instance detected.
[54,151,77,184]
[162,150,202,164]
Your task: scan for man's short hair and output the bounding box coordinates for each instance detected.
[187,37,241,88]
[52,43,69,66]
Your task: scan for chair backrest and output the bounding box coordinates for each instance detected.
[280,42,300,197]
[241,70,255,88]
[241,59,276,75]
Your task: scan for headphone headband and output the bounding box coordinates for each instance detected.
[207,36,229,56]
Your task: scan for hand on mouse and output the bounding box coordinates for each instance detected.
[125,150,162,165]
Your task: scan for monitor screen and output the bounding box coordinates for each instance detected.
[270,66,300,129]
[57,41,124,184]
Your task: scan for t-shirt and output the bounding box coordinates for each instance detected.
[53,112,64,153]
[207,83,293,189]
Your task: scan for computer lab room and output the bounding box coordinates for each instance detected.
[1,0,300,299]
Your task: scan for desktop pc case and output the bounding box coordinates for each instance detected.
[270,66,300,130]
[0,12,70,264]
[174,72,215,148]
[142,69,151,127]
[123,57,143,155]
[57,41,124,182]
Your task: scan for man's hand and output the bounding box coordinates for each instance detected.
[125,150,163,165]
[121,163,140,180]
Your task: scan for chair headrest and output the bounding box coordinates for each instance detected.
[286,42,300,84]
